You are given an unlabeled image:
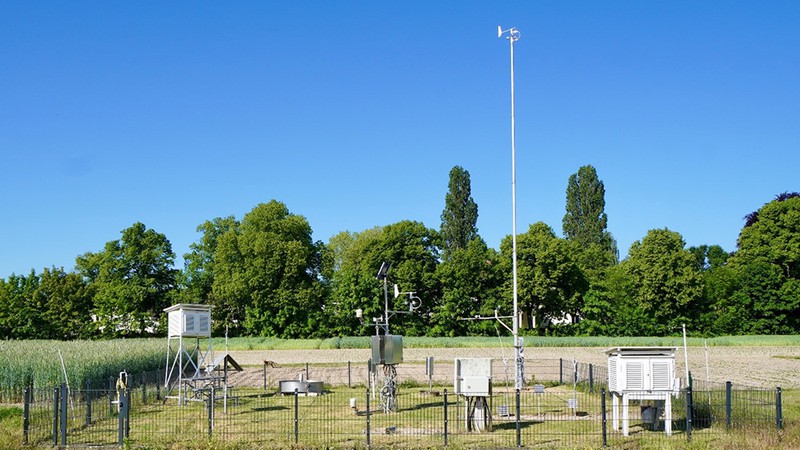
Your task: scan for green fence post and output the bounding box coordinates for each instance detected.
[725,381,732,431]
[108,376,115,417]
[559,358,563,384]
[516,388,521,448]
[52,386,59,447]
[23,387,30,445]
[86,379,92,427]
[366,388,371,449]
[589,364,594,393]
[208,387,215,438]
[601,388,607,448]
[443,389,448,447]
[294,388,299,444]
[776,387,783,431]
[60,384,68,447]
[686,385,693,442]
[118,388,125,446]
[124,388,131,438]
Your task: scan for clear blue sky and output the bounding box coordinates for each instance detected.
[2,1,798,277]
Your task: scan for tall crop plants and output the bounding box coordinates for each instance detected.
[0,339,163,401]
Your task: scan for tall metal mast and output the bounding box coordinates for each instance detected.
[498,25,523,391]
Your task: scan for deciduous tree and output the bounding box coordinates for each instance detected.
[499,223,588,332]
[326,221,440,337]
[735,193,800,279]
[622,228,703,334]
[727,193,800,333]
[37,267,94,339]
[180,216,239,306]
[432,239,501,336]
[210,201,326,338]
[76,222,178,337]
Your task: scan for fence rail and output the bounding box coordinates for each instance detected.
[10,360,785,449]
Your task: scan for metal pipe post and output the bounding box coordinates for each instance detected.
[294,388,299,444]
[209,387,215,437]
[118,388,126,445]
[686,386,693,441]
[85,380,92,427]
[52,386,59,447]
[777,387,783,430]
[443,389,449,447]
[108,376,114,417]
[23,387,30,445]
[499,25,523,391]
[601,388,608,448]
[516,388,521,447]
[725,381,732,431]
[366,388,371,448]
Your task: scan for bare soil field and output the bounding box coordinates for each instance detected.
[228,345,800,390]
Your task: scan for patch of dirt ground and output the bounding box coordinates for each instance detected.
[226,346,800,390]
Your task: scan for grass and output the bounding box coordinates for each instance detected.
[0,335,796,449]
[213,335,800,351]
[3,382,794,449]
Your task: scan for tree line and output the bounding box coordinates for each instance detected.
[1,166,798,340]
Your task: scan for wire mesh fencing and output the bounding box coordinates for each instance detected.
[11,360,786,449]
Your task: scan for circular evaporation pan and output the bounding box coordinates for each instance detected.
[279,380,324,395]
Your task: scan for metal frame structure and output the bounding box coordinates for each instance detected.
[361,262,422,413]
[163,304,214,405]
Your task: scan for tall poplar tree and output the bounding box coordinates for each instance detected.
[563,165,617,266]
[440,166,479,259]
[563,165,608,246]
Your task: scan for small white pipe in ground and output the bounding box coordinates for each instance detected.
[57,349,74,411]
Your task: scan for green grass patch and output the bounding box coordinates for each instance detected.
[212,335,800,351]
[0,406,22,421]
[5,385,791,450]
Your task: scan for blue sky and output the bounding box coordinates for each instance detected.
[1,1,798,277]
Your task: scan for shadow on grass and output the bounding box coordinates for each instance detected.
[493,419,542,431]
[251,405,290,412]
[239,392,276,399]
[401,401,443,412]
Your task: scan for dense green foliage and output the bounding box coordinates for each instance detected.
[0,164,797,339]
[75,222,178,337]
[500,222,588,329]
[440,165,479,259]
[562,165,617,261]
[209,201,326,338]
